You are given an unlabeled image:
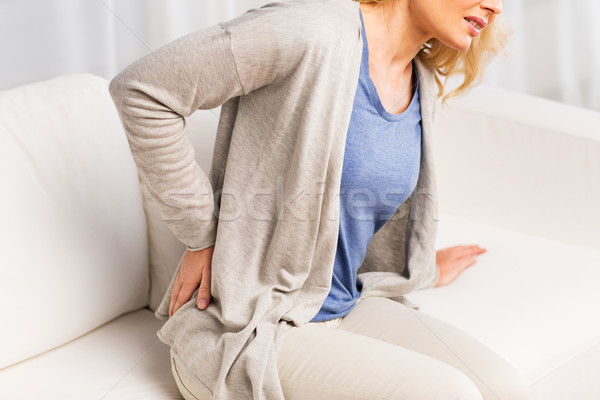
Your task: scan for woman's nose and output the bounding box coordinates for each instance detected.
[481,0,503,15]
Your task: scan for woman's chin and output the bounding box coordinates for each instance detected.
[443,36,472,52]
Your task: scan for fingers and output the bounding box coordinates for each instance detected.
[173,280,199,316]
[197,264,211,310]
[168,246,214,318]
[169,274,184,318]
[169,250,198,318]
[435,243,487,288]
[454,246,483,270]
[441,246,486,263]
[453,244,486,256]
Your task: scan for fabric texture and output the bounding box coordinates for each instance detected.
[311,8,423,322]
[108,0,440,398]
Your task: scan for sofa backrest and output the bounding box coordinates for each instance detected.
[0,73,150,368]
[434,85,600,250]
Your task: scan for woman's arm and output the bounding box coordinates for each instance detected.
[108,3,326,316]
[109,24,241,251]
[108,6,313,250]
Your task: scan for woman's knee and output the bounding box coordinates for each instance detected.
[384,349,484,400]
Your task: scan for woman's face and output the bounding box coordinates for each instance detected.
[410,0,503,51]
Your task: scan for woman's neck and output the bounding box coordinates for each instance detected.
[359,1,430,72]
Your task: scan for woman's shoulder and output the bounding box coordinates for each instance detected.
[219,0,361,51]
[214,0,362,94]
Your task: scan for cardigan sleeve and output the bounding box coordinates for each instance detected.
[108,5,315,250]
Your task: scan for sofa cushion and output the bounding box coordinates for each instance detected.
[0,73,149,368]
[405,214,600,400]
[0,309,176,400]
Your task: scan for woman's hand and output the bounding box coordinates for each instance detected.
[169,245,214,318]
[435,244,486,287]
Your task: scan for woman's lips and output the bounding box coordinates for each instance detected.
[464,16,487,36]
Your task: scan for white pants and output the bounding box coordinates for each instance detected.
[171,297,530,399]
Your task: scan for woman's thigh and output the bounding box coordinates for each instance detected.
[336,297,531,400]
[277,318,483,400]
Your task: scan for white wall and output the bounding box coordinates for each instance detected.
[483,0,600,111]
[0,0,267,90]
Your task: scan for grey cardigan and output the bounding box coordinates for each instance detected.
[109,0,440,398]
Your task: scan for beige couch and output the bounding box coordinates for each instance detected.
[1,73,599,399]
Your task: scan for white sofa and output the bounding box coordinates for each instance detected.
[0,73,598,399]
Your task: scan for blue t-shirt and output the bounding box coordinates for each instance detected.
[311,10,422,322]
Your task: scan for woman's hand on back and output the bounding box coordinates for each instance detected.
[169,245,214,318]
[434,245,486,287]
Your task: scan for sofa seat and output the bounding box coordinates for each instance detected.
[406,214,600,400]
[2,212,598,400]
[0,309,179,400]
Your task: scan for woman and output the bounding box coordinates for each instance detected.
[109,0,529,399]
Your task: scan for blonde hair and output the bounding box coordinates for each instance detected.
[354,0,511,102]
